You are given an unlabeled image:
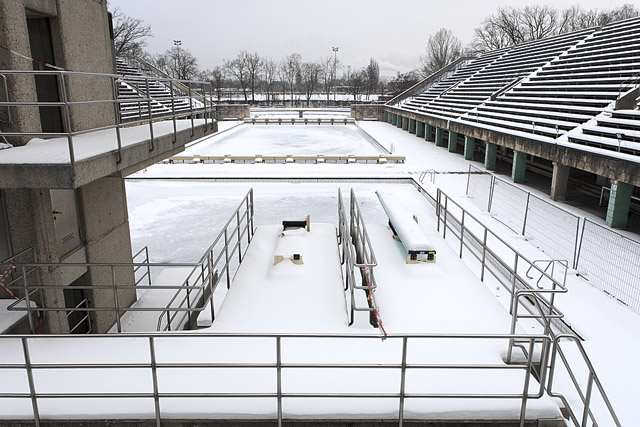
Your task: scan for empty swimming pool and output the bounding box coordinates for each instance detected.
[184,124,388,156]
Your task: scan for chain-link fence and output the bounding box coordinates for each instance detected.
[466,165,580,265]
[576,219,640,312]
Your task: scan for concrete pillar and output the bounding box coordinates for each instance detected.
[464,136,475,160]
[512,151,527,183]
[401,117,408,130]
[383,111,388,122]
[408,118,416,134]
[448,131,458,153]
[606,181,633,228]
[435,128,445,147]
[550,163,571,201]
[416,121,425,138]
[484,142,497,170]
[426,125,434,142]
[391,113,397,126]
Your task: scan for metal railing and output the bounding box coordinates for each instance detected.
[433,187,622,426]
[466,165,581,267]
[548,335,622,427]
[0,69,215,180]
[1,189,254,333]
[338,188,382,329]
[435,188,571,338]
[0,332,550,427]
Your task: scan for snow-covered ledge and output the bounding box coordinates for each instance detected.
[0,119,216,189]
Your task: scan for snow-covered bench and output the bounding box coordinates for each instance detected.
[376,190,436,264]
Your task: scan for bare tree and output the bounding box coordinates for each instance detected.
[300,62,321,107]
[347,68,366,101]
[320,56,333,105]
[473,4,639,53]
[262,58,278,105]
[419,28,462,77]
[365,58,380,100]
[110,7,152,58]
[154,45,199,80]
[225,52,249,102]
[387,71,420,96]
[282,53,301,107]
[210,66,225,101]
[245,52,262,103]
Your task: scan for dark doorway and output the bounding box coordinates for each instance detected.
[27,17,64,134]
[64,285,91,334]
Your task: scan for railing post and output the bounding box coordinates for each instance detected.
[145,78,155,151]
[22,338,41,427]
[208,251,215,322]
[224,228,231,289]
[398,337,408,427]
[443,195,449,239]
[518,338,536,427]
[237,210,242,263]
[522,193,531,236]
[169,80,177,143]
[573,219,585,270]
[145,246,152,286]
[111,77,123,163]
[21,267,36,334]
[188,82,195,136]
[581,372,595,427]
[112,265,122,333]
[58,74,77,181]
[488,175,495,212]
[480,228,488,282]
[149,337,162,427]
[276,336,283,427]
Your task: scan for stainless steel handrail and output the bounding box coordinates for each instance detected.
[0,69,216,182]
[548,334,622,427]
[0,332,550,427]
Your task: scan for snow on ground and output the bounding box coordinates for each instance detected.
[182,123,385,157]
[125,118,640,425]
[0,119,210,164]
[2,114,638,424]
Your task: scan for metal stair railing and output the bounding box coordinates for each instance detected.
[548,335,623,427]
[338,188,382,329]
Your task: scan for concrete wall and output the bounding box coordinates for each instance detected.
[351,104,385,121]
[0,0,115,144]
[216,104,250,120]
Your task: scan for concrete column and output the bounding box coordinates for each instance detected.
[391,113,397,126]
[426,125,434,142]
[512,151,527,183]
[464,136,475,160]
[401,117,408,130]
[416,121,425,138]
[550,163,571,201]
[448,131,458,153]
[383,111,388,122]
[408,118,416,134]
[606,181,633,228]
[484,142,497,170]
[435,128,445,147]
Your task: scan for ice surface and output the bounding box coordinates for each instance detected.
[182,124,385,156]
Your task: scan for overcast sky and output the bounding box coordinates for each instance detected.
[109,0,632,78]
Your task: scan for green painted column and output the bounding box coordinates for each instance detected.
[408,118,416,134]
[484,142,497,170]
[426,125,434,142]
[606,181,633,228]
[416,121,425,138]
[464,136,475,160]
[435,127,445,147]
[383,111,388,122]
[397,116,404,128]
[448,131,458,153]
[391,113,397,126]
[512,151,527,183]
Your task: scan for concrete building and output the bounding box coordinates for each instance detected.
[0,0,216,333]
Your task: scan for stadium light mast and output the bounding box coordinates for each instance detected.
[332,46,339,101]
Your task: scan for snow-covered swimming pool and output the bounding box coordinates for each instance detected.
[184,124,387,156]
